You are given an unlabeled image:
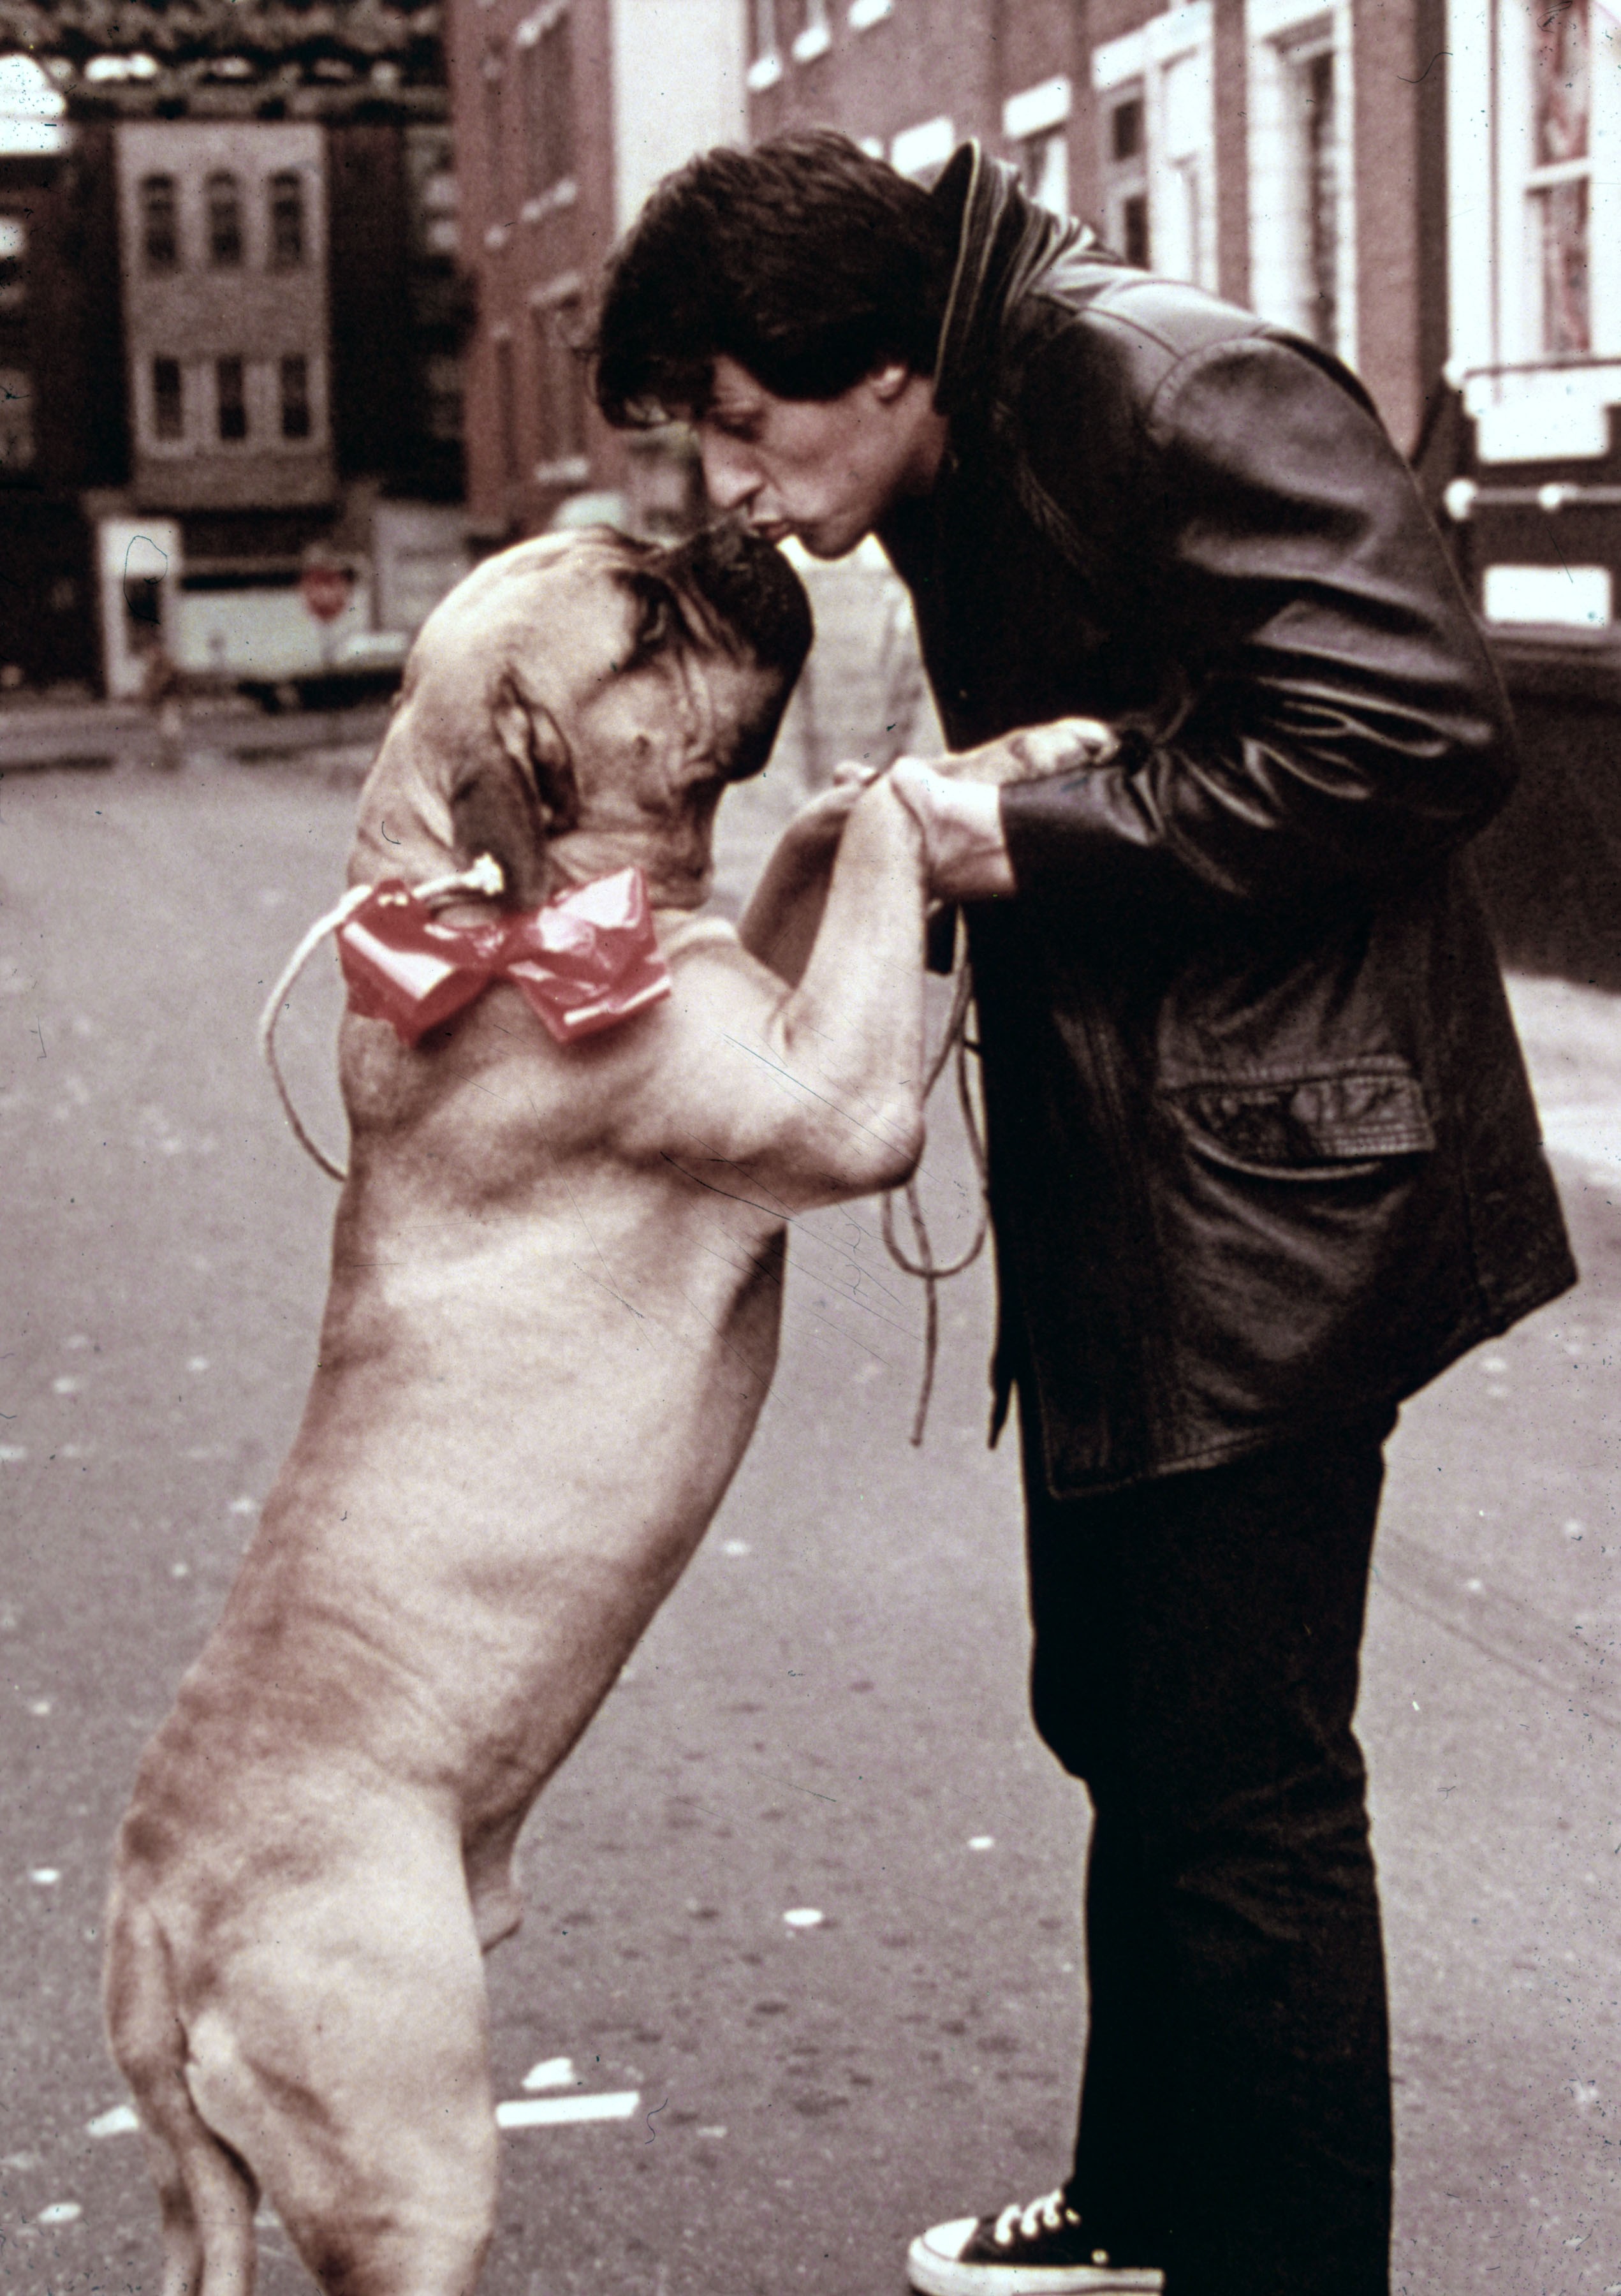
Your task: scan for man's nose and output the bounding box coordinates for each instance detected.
[699,434,758,515]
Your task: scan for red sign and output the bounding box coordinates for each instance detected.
[300,562,353,623]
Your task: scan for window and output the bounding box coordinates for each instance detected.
[153,356,184,441]
[424,351,464,442]
[142,173,178,269]
[482,52,507,216]
[1094,15,1217,288]
[0,217,25,311]
[890,116,955,184]
[533,297,587,471]
[1527,0,1591,354]
[1103,88,1150,265]
[1005,78,1072,218]
[207,172,243,267]
[1244,3,1354,359]
[280,353,311,440]
[216,355,247,441]
[793,0,831,60]
[495,334,518,483]
[1157,47,1212,288]
[0,366,33,471]
[747,0,782,87]
[521,10,574,195]
[269,172,305,269]
[1296,43,1338,348]
[1021,131,1069,218]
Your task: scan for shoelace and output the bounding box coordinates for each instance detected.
[992,2189,1081,2247]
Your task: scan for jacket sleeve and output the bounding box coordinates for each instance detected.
[999,329,1518,907]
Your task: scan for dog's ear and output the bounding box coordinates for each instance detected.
[448,674,580,908]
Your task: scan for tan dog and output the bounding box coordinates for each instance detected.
[103,524,929,2296]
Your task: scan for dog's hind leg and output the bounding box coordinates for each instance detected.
[105,1895,260,2296]
[180,1848,501,2296]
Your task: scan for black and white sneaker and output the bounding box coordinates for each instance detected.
[906,2189,1164,2296]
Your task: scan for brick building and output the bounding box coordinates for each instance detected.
[0,61,125,688]
[0,1,474,696]
[446,0,747,544]
[745,0,1448,455]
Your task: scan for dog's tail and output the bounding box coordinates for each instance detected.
[103,1888,259,2296]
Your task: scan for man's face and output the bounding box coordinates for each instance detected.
[693,354,941,560]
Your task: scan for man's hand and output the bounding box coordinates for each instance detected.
[886,717,1120,902]
[888,760,1015,901]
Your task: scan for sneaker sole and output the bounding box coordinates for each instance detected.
[906,2236,1164,2296]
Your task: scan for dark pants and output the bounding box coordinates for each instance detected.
[1023,1411,1395,2296]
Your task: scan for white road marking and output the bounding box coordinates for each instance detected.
[967,1836,995,1851]
[29,1868,60,1885]
[495,2092,640,2129]
[37,2203,81,2225]
[520,2056,575,2090]
[782,1907,824,1927]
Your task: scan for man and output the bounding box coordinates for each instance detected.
[591,133,1575,2296]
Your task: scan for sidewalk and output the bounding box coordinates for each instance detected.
[1507,973,1621,1174]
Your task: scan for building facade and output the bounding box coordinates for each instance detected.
[448,0,747,543]
[745,0,1447,453]
[0,64,125,689]
[0,2,474,697]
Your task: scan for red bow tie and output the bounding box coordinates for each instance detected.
[337,867,671,1047]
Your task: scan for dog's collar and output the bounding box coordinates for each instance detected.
[338,866,670,1049]
[260,860,670,1182]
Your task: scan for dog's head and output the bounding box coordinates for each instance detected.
[350,524,812,909]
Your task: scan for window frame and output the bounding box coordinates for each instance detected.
[216,354,248,443]
[206,170,244,269]
[141,173,179,271]
[152,355,184,443]
[279,353,312,442]
[268,171,305,270]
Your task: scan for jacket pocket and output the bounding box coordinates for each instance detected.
[1164,1062,1435,1181]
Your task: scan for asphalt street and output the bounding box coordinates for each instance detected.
[1,732,1617,2296]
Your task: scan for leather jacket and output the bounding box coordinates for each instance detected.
[877,145,1575,1496]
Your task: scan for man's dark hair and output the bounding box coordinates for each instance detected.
[591,131,956,426]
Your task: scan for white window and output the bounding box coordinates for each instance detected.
[793,0,832,62]
[1245,0,1356,360]
[890,115,954,183]
[1524,0,1592,354]
[1094,6,1216,288]
[1004,78,1071,218]
[747,0,782,88]
[1448,0,1621,448]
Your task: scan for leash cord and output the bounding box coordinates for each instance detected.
[881,959,989,1446]
[258,855,504,1184]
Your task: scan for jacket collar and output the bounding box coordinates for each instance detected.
[928,140,1085,422]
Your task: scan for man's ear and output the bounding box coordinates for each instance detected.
[448,673,580,908]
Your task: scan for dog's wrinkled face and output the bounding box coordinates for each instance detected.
[353,525,812,911]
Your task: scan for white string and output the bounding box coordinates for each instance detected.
[258,855,505,1183]
[881,959,990,1446]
